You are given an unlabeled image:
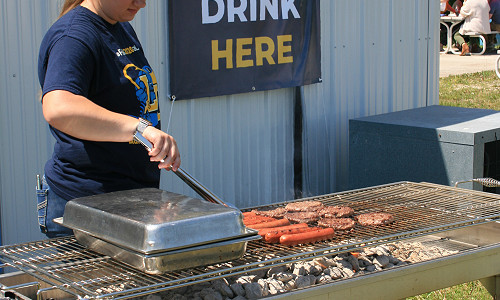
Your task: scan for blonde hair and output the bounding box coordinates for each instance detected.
[59,0,84,18]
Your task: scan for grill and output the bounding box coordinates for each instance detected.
[2,181,500,299]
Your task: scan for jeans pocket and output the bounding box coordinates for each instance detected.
[36,176,48,233]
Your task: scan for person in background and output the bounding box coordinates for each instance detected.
[489,0,500,49]
[452,0,464,13]
[453,0,491,55]
[37,0,181,238]
[441,0,458,14]
[491,0,500,30]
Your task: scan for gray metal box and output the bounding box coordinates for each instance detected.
[349,105,500,191]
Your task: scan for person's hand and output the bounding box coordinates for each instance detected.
[142,126,181,171]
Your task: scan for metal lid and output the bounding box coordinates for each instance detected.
[60,188,253,254]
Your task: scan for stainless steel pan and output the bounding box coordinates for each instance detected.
[53,187,259,274]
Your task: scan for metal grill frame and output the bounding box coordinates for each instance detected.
[2,181,500,299]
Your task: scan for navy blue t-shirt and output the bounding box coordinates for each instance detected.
[38,6,161,200]
[491,0,500,24]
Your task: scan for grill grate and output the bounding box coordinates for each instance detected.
[2,181,500,299]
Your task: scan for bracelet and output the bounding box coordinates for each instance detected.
[135,118,151,135]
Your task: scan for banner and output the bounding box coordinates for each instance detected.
[168,0,321,100]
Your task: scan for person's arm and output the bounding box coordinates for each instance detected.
[446,2,457,14]
[42,90,181,170]
[43,90,136,142]
[455,0,464,14]
[459,1,471,17]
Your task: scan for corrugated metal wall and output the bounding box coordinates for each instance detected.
[303,0,439,196]
[0,0,439,245]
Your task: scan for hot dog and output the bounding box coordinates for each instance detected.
[279,228,335,246]
[246,218,290,230]
[265,226,321,243]
[257,223,309,237]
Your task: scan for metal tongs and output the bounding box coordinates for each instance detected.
[134,132,233,208]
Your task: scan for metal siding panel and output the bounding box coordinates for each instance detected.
[428,0,441,106]
[158,90,295,209]
[0,0,438,244]
[0,0,62,245]
[302,0,437,195]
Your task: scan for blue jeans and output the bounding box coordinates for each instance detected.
[36,175,73,238]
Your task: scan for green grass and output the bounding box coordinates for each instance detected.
[407,71,500,300]
[408,281,493,300]
[439,71,500,110]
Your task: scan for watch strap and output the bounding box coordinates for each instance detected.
[136,118,151,134]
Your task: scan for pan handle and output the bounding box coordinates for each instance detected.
[133,132,230,207]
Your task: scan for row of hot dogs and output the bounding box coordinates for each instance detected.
[243,211,336,246]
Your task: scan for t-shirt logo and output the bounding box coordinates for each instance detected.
[123,64,159,126]
[116,45,140,57]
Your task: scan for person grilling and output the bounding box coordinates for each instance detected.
[37,0,181,238]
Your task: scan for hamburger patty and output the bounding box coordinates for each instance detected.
[319,206,354,218]
[318,218,356,231]
[253,207,288,218]
[356,212,394,226]
[285,211,321,224]
[285,200,324,212]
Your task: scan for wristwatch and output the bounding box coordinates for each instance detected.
[135,118,151,135]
